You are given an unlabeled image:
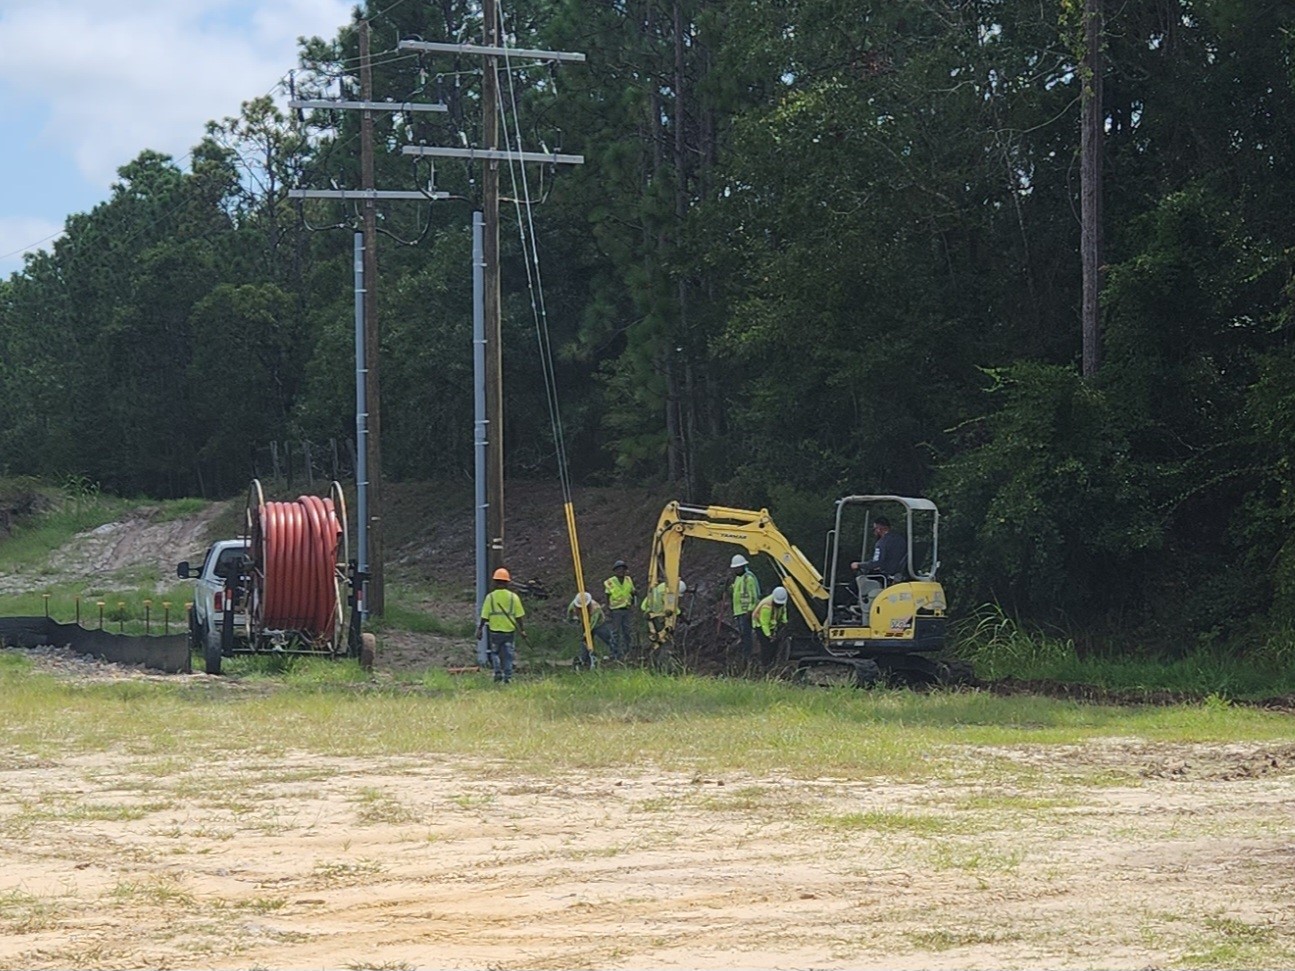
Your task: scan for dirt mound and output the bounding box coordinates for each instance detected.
[0,501,234,596]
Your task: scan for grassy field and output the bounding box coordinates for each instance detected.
[1,652,1294,968]
[3,485,1295,968]
[1,651,1290,774]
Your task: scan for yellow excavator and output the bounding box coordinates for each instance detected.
[646,496,966,685]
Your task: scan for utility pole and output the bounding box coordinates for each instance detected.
[396,35,584,573]
[288,22,449,619]
[1080,0,1104,379]
[482,0,504,572]
[358,20,386,614]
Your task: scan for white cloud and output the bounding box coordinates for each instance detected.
[0,216,64,277]
[0,0,353,188]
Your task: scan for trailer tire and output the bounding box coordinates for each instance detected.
[359,633,376,672]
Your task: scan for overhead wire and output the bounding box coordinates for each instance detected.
[494,1,597,651]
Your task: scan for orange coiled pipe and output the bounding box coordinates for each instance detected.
[248,491,341,640]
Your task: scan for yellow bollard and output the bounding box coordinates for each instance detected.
[97,601,105,629]
[143,599,152,634]
[162,601,171,635]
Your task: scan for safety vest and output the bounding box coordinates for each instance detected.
[605,574,635,610]
[568,599,605,629]
[480,588,525,633]
[641,582,667,617]
[752,595,787,638]
[732,570,760,615]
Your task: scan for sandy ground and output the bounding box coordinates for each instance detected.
[1,663,1294,970]
[4,502,1295,968]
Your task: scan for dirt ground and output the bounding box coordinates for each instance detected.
[4,494,1295,968]
[1,654,1295,970]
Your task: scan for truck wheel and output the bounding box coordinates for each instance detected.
[359,633,376,672]
[204,635,223,676]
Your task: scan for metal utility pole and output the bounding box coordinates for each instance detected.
[481,0,504,572]
[396,35,584,573]
[473,212,489,666]
[353,233,369,615]
[1080,0,1104,379]
[358,20,386,614]
[288,40,447,622]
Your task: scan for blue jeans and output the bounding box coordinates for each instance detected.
[608,607,633,659]
[736,614,754,658]
[488,631,515,682]
[577,623,613,665]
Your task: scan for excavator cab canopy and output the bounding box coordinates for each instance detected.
[828,495,940,585]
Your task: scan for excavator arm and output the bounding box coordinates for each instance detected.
[646,502,831,645]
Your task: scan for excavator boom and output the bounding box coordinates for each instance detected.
[648,502,829,642]
[645,497,951,679]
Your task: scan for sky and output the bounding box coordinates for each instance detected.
[0,0,355,278]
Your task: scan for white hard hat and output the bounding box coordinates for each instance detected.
[772,586,788,604]
[678,580,687,594]
[573,591,593,607]
[730,554,748,568]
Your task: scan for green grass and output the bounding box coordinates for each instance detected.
[1180,914,1294,968]
[371,600,473,638]
[0,493,137,569]
[954,604,1295,699]
[0,888,62,934]
[0,660,1291,779]
[1,583,196,634]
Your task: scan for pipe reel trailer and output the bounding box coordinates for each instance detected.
[194,479,374,674]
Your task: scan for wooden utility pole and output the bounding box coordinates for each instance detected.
[1080,0,1104,379]
[359,21,386,613]
[482,0,505,572]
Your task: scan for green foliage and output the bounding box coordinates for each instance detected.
[955,604,1295,699]
[955,605,1077,681]
[3,0,1295,658]
[935,363,1159,620]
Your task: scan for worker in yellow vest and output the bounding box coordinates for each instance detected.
[567,591,614,668]
[730,554,761,661]
[752,585,789,666]
[475,567,528,683]
[603,559,636,660]
[641,578,686,647]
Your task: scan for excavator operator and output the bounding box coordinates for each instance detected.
[853,516,906,583]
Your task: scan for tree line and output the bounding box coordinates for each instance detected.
[2,0,1293,649]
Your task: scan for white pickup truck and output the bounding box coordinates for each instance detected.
[177,540,248,673]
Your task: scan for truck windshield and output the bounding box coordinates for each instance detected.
[212,546,248,580]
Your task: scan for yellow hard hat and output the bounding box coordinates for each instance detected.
[492,567,512,582]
